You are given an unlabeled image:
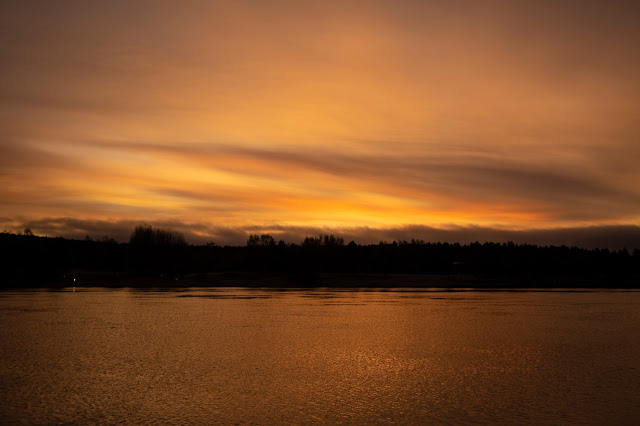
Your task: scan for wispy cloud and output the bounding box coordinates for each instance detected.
[1,1,638,240]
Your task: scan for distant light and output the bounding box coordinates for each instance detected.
[73,278,76,282]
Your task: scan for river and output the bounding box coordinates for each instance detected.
[1,288,638,424]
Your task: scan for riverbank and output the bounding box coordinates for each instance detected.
[3,271,638,289]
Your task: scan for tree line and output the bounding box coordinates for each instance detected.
[1,225,638,287]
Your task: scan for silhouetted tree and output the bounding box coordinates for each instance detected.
[129,225,186,247]
[101,236,117,244]
[302,234,344,247]
[1,229,638,288]
[247,234,276,247]
[129,225,187,275]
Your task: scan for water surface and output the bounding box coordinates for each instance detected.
[1,288,638,424]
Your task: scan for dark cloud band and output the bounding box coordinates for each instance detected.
[3,217,638,250]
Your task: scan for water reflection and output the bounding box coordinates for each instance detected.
[0,288,638,424]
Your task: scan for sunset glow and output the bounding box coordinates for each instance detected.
[1,1,639,244]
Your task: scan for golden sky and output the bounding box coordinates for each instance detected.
[1,0,639,244]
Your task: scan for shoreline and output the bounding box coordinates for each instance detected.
[3,271,638,290]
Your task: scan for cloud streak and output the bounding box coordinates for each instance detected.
[12,139,634,224]
[1,1,638,241]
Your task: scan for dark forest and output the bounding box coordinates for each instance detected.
[1,225,638,288]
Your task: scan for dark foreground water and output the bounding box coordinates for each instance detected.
[0,288,638,424]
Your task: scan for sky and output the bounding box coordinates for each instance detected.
[1,0,639,247]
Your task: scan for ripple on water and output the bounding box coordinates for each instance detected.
[0,289,638,424]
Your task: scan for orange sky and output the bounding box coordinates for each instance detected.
[1,1,639,244]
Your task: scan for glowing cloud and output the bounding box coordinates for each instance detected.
[1,1,639,245]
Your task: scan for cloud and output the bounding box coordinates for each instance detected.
[1,136,639,234]
[3,216,639,250]
[1,1,639,235]
[63,140,640,223]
